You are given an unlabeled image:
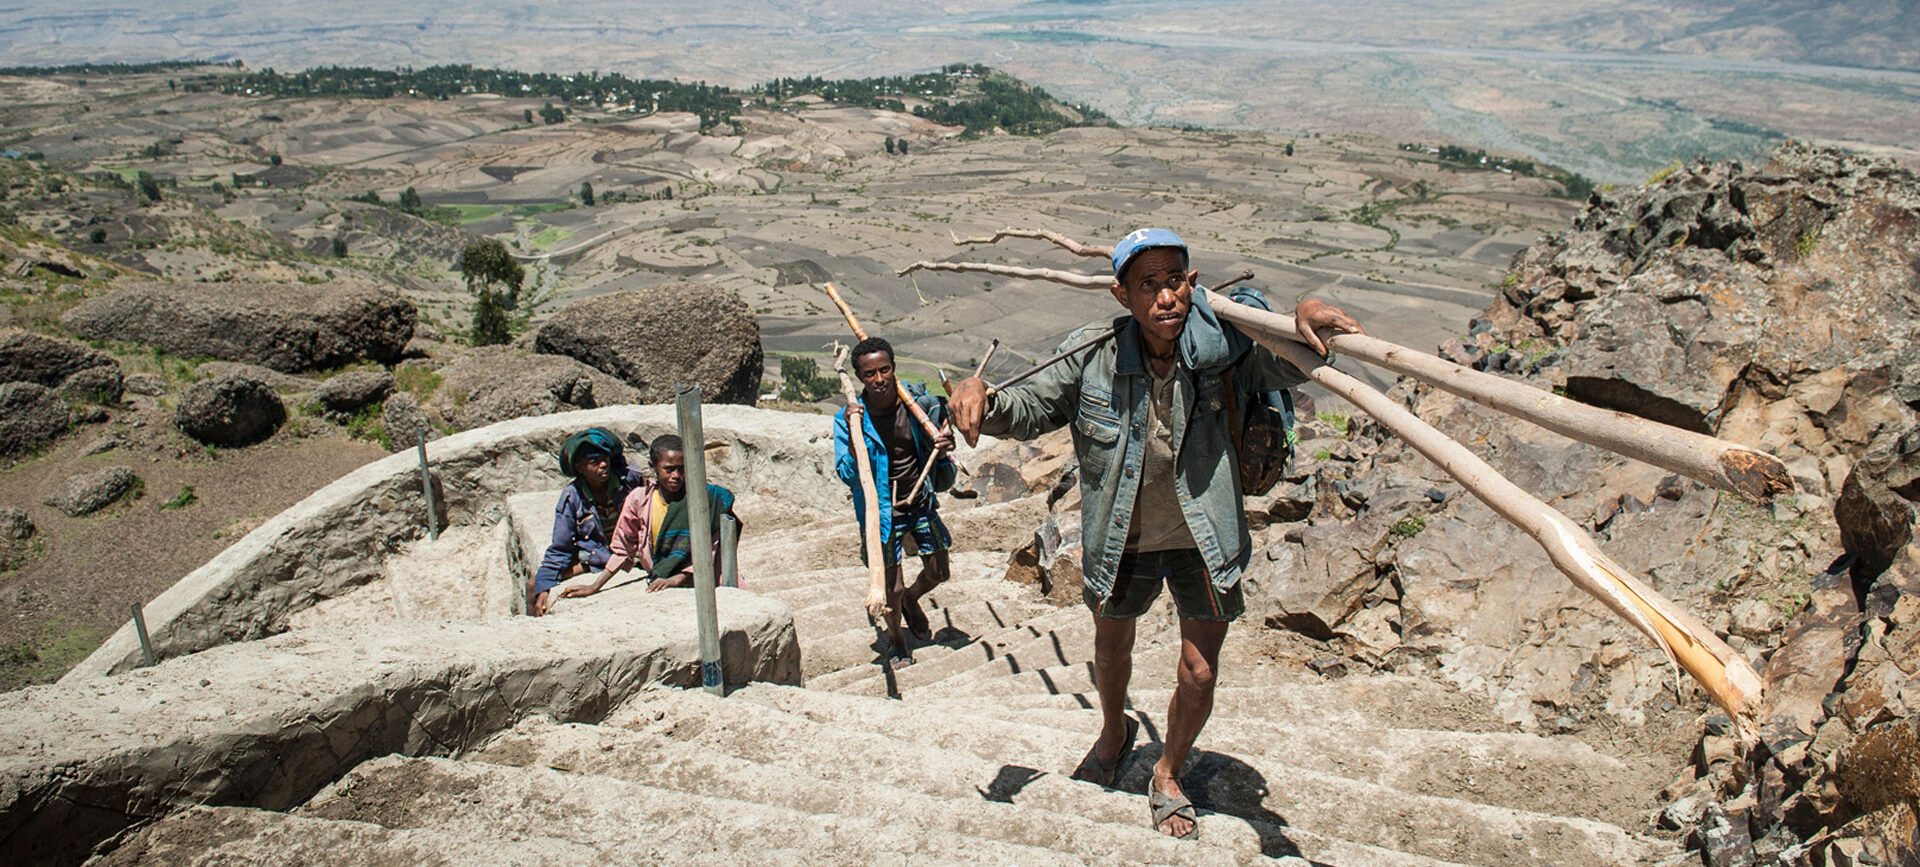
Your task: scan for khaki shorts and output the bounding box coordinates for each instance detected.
[1084,548,1244,623]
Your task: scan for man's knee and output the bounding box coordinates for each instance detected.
[1177,653,1218,692]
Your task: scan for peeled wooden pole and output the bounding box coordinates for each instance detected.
[1205,292,1792,504]
[1247,331,1764,741]
[821,283,942,442]
[835,347,891,622]
[895,255,1791,504]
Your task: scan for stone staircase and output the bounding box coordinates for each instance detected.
[97,503,1684,866]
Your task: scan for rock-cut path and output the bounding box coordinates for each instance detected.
[85,486,1680,866]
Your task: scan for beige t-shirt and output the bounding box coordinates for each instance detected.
[1126,364,1196,552]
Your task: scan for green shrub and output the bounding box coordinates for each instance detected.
[1389,515,1427,538]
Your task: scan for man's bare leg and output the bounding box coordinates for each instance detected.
[882,561,913,667]
[901,548,951,640]
[1152,618,1229,838]
[1090,615,1139,764]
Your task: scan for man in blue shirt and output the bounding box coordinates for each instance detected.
[833,336,958,671]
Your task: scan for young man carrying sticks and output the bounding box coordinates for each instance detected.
[832,336,958,671]
[947,228,1363,840]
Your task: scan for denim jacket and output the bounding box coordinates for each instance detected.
[833,382,957,541]
[981,287,1306,599]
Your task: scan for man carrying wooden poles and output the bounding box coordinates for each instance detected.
[948,228,1362,840]
[833,336,959,671]
[938,224,1775,836]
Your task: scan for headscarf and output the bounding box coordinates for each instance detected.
[558,427,627,478]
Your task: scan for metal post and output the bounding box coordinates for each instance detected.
[720,514,740,589]
[676,385,724,695]
[416,432,439,541]
[130,602,155,667]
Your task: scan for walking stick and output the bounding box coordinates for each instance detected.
[835,346,891,622]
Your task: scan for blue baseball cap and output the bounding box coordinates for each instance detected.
[1110,228,1188,282]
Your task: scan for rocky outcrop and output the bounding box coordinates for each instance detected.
[422,347,641,432]
[1498,142,1919,454]
[0,382,69,456]
[0,329,122,402]
[1252,142,1918,864]
[61,281,416,373]
[311,369,394,419]
[1,508,34,540]
[174,374,286,447]
[533,282,762,405]
[42,466,138,517]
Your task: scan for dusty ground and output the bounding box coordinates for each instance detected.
[0,394,385,690]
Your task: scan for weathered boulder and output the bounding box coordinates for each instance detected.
[43,466,138,516]
[122,373,166,396]
[533,282,762,404]
[0,507,32,540]
[61,282,415,373]
[0,382,69,455]
[311,370,394,418]
[1835,435,1920,576]
[380,392,431,452]
[55,363,124,404]
[196,361,312,392]
[174,375,285,447]
[956,428,1075,505]
[422,347,640,432]
[0,329,121,401]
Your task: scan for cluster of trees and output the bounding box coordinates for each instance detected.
[757,70,962,108]
[777,356,835,403]
[348,186,425,215]
[0,60,232,77]
[883,137,910,155]
[1399,142,1596,200]
[217,62,1103,140]
[223,65,746,133]
[913,76,1111,137]
[457,239,524,346]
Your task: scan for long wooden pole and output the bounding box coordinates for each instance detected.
[1204,291,1792,503]
[821,283,943,442]
[893,255,1791,504]
[1250,324,1764,741]
[835,347,891,622]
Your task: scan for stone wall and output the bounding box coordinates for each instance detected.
[64,405,841,681]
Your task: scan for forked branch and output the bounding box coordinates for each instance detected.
[949,228,1111,258]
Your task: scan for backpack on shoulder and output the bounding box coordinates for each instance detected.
[1219,286,1299,496]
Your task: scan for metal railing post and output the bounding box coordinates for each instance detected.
[720,514,740,589]
[130,602,156,668]
[415,432,440,541]
[676,385,724,695]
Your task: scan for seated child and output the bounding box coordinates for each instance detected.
[529,428,645,616]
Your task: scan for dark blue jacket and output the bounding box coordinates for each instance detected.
[533,467,647,593]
